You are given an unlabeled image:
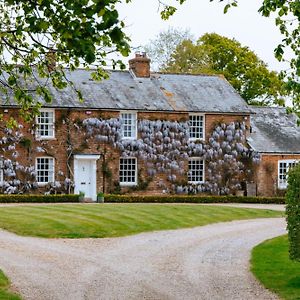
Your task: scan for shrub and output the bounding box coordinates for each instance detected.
[104,194,285,204]
[0,194,79,203]
[286,163,300,261]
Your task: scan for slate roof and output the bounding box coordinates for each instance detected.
[248,107,300,154]
[0,69,251,114]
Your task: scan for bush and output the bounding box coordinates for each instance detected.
[286,164,300,261]
[104,194,285,204]
[0,194,79,203]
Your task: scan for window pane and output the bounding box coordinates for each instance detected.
[189,115,204,139]
[120,158,137,184]
[121,113,136,138]
[188,159,204,183]
[36,157,54,183]
[37,110,54,138]
[278,160,299,188]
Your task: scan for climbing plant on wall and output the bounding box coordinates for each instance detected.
[0,124,73,194]
[0,125,36,194]
[0,116,260,195]
[83,117,260,195]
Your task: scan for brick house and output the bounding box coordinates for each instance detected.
[0,53,299,199]
[248,107,300,196]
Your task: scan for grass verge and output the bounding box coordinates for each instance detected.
[251,235,300,300]
[0,270,21,300]
[0,204,283,238]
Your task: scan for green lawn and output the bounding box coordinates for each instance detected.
[0,204,283,238]
[0,270,21,300]
[251,235,300,300]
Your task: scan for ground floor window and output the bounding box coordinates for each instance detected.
[188,158,205,183]
[119,157,137,186]
[0,159,3,183]
[278,160,299,189]
[36,157,55,185]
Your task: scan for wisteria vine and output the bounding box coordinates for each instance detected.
[83,117,260,195]
[0,125,73,194]
[0,116,260,195]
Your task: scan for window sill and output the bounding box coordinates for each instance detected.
[121,137,137,140]
[278,185,287,190]
[188,181,205,184]
[35,137,56,141]
[37,182,51,187]
[120,182,138,187]
[189,138,205,142]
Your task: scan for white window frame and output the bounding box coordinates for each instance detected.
[189,113,205,141]
[119,157,137,186]
[278,159,299,189]
[0,159,3,184]
[120,111,137,140]
[36,108,55,140]
[35,157,55,186]
[188,158,205,184]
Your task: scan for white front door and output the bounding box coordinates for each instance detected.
[74,155,100,201]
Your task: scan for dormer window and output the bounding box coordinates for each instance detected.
[189,114,205,140]
[121,111,137,139]
[36,108,55,139]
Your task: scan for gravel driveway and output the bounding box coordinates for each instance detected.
[0,218,285,300]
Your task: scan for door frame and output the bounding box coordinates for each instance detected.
[74,154,100,201]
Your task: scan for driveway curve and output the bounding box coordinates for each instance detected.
[0,218,286,300]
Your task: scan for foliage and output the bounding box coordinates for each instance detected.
[164,33,286,106]
[0,0,299,118]
[0,204,283,238]
[0,0,130,120]
[164,0,300,113]
[0,194,79,203]
[104,194,285,204]
[0,125,37,194]
[251,235,300,300]
[0,116,259,196]
[286,163,300,261]
[0,270,21,300]
[0,123,74,194]
[143,26,193,71]
[83,117,259,194]
[195,121,260,195]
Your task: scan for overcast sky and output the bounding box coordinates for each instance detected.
[116,0,286,72]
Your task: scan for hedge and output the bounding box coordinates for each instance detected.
[0,194,80,203]
[286,163,300,261]
[104,194,285,204]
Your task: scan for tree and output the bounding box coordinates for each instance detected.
[143,27,193,71]
[163,33,285,106]
[162,0,300,113]
[0,0,131,121]
[286,163,300,261]
[0,0,299,120]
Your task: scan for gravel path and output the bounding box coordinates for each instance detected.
[0,218,286,300]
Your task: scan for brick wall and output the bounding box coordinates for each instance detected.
[0,107,251,195]
[256,154,300,196]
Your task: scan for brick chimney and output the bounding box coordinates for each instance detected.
[129,52,151,78]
